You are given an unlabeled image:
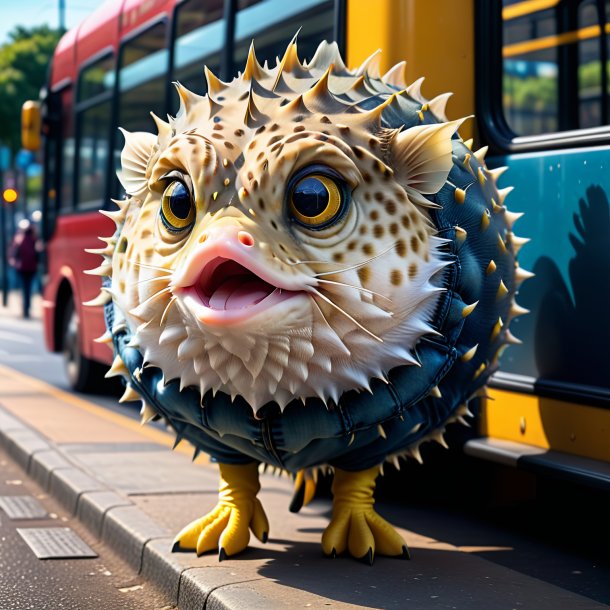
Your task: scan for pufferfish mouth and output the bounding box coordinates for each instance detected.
[194,257,294,309]
[174,251,308,326]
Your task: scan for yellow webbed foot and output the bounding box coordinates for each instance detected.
[321,466,409,565]
[172,462,269,559]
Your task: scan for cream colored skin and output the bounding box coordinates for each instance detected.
[87,40,522,562]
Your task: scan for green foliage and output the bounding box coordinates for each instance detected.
[0,25,62,154]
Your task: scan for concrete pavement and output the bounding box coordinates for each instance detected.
[0,363,608,608]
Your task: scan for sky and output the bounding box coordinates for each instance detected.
[0,0,101,45]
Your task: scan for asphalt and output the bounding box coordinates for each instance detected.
[0,294,609,609]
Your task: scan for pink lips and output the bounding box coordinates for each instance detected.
[172,226,310,326]
[194,258,280,310]
[177,256,304,326]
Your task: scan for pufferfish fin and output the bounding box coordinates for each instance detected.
[391,118,470,198]
[117,128,157,198]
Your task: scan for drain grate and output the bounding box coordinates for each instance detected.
[17,527,98,559]
[0,495,48,519]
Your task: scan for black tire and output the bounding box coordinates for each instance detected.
[62,295,107,392]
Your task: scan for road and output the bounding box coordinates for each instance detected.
[0,292,609,609]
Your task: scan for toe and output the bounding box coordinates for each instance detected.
[364,511,408,557]
[321,509,350,556]
[250,498,270,543]
[173,506,226,550]
[347,511,375,560]
[196,507,230,555]
[219,506,251,556]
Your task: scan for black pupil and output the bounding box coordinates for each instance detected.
[293,177,330,218]
[169,183,191,219]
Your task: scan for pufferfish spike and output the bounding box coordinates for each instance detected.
[487,165,508,184]
[119,383,141,404]
[473,146,488,164]
[99,208,126,226]
[406,76,426,103]
[497,186,514,206]
[355,48,382,78]
[515,266,535,285]
[150,111,172,144]
[140,400,158,425]
[428,92,453,122]
[83,290,111,308]
[204,66,227,99]
[84,263,112,277]
[242,40,266,81]
[94,331,113,346]
[105,354,129,379]
[273,30,308,86]
[381,60,407,88]
[302,63,337,111]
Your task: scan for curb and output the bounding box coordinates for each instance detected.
[0,403,263,609]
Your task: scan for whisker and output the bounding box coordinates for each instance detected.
[285,258,341,267]
[128,259,173,274]
[160,295,178,326]
[311,289,383,343]
[315,278,393,305]
[135,275,172,287]
[314,243,398,277]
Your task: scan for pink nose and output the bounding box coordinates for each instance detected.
[237,231,254,247]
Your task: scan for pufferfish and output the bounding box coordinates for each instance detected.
[85,37,531,564]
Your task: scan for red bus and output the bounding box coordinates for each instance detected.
[38,0,345,390]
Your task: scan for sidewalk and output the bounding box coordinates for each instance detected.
[0,363,606,609]
[1,289,42,320]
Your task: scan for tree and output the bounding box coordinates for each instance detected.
[0,25,62,154]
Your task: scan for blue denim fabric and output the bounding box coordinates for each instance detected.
[107,137,515,473]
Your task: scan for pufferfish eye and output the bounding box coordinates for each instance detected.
[289,172,347,229]
[160,180,195,232]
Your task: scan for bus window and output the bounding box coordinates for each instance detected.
[77,100,112,209]
[115,21,169,197]
[76,54,115,210]
[502,0,610,136]
[173,0,224,96]
[60,87,75,212]
[78,54,115,102]
[233,0,334,74]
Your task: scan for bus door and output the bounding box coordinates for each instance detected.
[477,0,610,465]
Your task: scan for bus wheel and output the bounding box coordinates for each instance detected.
[62,296,105,392]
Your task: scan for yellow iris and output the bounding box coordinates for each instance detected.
[290,174,342,228]
[161,180,195,231]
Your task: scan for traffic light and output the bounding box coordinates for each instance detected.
[2,188,18,204]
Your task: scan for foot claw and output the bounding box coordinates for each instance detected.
[171,540,181,553]
[321,467,408,562]
[401,544,411,560]
[361,547,374,566]
[173,463,269,559]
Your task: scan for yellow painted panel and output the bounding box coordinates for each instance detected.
[346,0,474,139]
[482,388,610,463]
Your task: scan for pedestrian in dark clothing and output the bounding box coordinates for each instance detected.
[9,221,40,318]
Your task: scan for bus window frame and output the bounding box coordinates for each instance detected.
[74,47,116,214]
[171,0,346,87]
[475,0,610,153]
[42,78,70,240]
[112,15,171,204]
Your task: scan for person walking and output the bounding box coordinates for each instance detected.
[9,220,40,318]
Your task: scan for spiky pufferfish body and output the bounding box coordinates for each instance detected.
[87,39,530,473]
